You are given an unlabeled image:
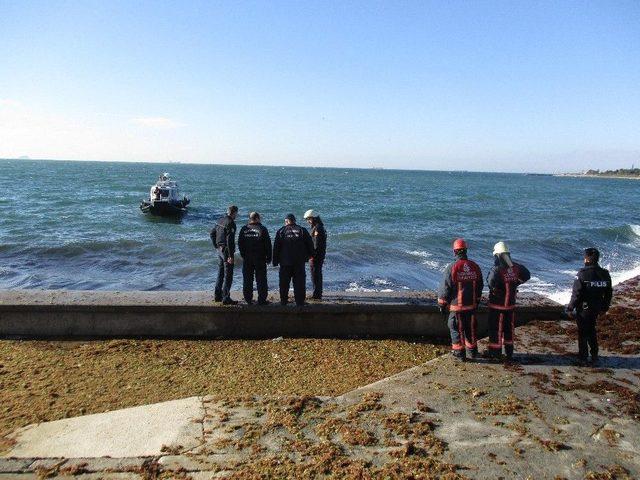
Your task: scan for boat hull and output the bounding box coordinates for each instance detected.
[140,199,189,216]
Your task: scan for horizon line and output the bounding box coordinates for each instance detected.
[0,156,568,176]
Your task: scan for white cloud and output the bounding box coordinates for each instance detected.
[0,101,187,161]
[0,98,23,108]
[129,117,186,129]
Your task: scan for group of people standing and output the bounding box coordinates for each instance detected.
[211,207,613,366]
[210,205,326,307]
[437,238,532,362]
[438,239,612,365]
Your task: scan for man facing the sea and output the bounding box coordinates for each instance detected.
[238,211,272,305]
[567,247,612,365]
[304,209,327,300]
[211,205,238,305]
[438,239,483,361]
[485,241,531,362]
[273,213,314,306]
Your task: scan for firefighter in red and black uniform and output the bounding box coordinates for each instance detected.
[485,241,531,361]
[438,238,484,361]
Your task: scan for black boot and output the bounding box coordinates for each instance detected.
[451,351,466,362]
[505,345,514,362]
[483,350,501,363]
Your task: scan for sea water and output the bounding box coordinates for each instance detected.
[1,159,638,302]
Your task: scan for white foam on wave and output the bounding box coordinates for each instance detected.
[346,281,393,293]
[406,250,442,270]
[346,278,405,293]
[346,282,375,292]
[536,262,640,305]
[631,224,640,237]
[610,263,640,286]
[558,269,577,275]
[407,250,432,258]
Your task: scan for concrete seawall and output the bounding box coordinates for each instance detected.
[0,290,562,339]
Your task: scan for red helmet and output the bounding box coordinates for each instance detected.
[452,238,467,251]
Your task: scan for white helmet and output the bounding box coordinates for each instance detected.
[493,241,510,256]
[303,209,318,219]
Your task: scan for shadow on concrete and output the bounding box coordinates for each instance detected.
[515,352,640,369]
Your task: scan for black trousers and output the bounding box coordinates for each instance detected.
[214,248,234,301]
[447,311,477,356]
[242,259,268,304]
[279,263,306,306]
[310,259,323,299]
[576,309,599,359]
[487,309,515,357]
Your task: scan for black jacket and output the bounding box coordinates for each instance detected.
[310,222,327,261]
[438,253,484,312]
[210,215,236,258]
[487,257,531,310]
[238,223,272,264]
[568,264,613,313]
[272,223,314,267]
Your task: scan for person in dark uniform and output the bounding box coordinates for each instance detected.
[210,205,238,305]
[238,212,272,305]
[485,241,531,362]
[272,213,314,306]
[303,209,327,300]
[567,247,612,365]
[438,238,483,361]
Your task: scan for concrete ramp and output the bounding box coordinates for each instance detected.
[2,397,204,458]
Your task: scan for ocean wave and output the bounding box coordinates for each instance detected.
[533,262,640,305]
[345,278,403,293]
[610,262,640,286]
[20,239,148,258]
[406,250,442,270]
[593,223,640,243]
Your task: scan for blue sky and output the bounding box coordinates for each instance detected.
[1,0,639,172]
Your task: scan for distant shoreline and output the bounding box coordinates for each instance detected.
[555,173,640,180]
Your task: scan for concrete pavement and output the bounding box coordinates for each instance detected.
[4,397,204,458]
[1,317,638,479]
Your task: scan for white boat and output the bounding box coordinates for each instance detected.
[140,173,190,216]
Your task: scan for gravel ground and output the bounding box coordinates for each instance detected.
[0,337,446,435]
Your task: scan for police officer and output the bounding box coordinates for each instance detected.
[485,241,531,361]
[210,205,238,305]
[273,213,314,306]
[303,209,327,300]
[438,238,483,361]
[238,212,272,305]
[567,247,612,365]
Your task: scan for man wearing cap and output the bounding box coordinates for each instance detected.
[485,242,531,361]
[211,205,238,305]
[566,248,612,365]
[238,212,272,305]
[303,209,327,300]
[272,214,314,306]
[438,239,484,361]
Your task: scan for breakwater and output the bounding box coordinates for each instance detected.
[0,290,561,339]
